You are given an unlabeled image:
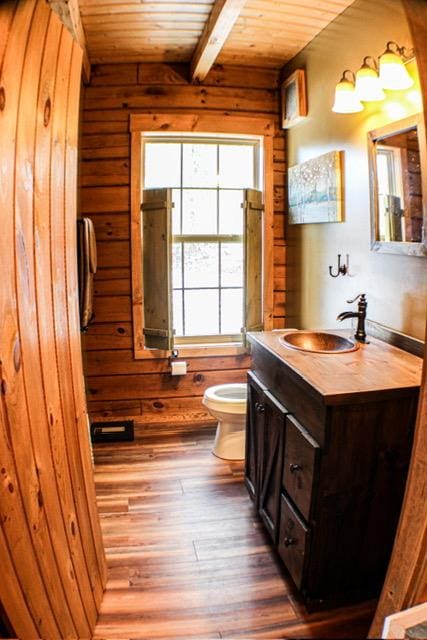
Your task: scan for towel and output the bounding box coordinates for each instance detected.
[77,217,97,331]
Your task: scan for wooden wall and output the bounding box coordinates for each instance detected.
[80,63,286,422]
[283,0,426,340]
[0,2,106,637]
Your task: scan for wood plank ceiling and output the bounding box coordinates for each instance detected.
[78,0,356,78]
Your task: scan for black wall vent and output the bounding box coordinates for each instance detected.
[90,420,134,443]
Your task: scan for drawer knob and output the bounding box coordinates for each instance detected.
[256,402,265,413]
[284,537,296,547]
[290,463,302,473]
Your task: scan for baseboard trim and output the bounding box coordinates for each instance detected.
[88,412,216,427]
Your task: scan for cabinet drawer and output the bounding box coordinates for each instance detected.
[278,494,309,590]
[283,415,320,522]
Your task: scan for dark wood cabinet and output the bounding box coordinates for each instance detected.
[245,333,421,609]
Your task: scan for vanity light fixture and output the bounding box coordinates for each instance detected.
[355,57,385,102]
[332,70,364,114]
[378,41,414,90]
[332,41,415,114]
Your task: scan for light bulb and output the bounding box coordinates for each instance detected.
[355,60,385,102]
[379,43,414,90]
[332,72,364,113]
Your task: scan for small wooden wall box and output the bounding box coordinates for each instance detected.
[90,420,134,443]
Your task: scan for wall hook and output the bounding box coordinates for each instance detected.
[329,254,349,278]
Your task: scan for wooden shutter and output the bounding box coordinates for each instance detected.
[243,188,264,338]
[142,188,174,350]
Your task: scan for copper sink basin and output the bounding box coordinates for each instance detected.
[280,331,359,354]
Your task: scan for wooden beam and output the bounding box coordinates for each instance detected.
[47,0,91,83]
[190,0,247,83]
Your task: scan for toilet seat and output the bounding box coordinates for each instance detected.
[203,383,247,414]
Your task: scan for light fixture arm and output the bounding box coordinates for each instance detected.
[383,40,414,61]
[362,56,379,71]
[340,69,356,83]
[386,40,401,54]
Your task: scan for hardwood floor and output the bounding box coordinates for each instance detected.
[93,423,375,639]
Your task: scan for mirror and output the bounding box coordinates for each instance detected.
[368,113,427,256]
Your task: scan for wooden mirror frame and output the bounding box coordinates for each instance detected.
[368,113,427,257]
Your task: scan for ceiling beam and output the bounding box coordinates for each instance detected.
[190,0,248,83]
[47,0,91,83]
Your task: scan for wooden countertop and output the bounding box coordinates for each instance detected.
[248,330,423,403]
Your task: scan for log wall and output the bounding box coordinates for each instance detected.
[0,2,106,637]
[80,63,286,422]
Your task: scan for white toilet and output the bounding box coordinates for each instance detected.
[202,383,247,460]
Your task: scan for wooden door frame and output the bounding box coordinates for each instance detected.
[369,2,427,634]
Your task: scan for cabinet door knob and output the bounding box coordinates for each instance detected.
[290,463,302,473]
[284,537,296,547]
[257,403,265,413]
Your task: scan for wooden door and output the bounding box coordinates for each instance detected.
[0,3,106,637]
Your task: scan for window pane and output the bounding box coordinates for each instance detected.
[183,144,217,188]
[184,289,219,335]
[182,190,217,235]
[219,145,254,188]
[221,289,243,334]
[172,243,183,289]
[219,190,243,234]
[172,189,181,234]
[173,289,183,337]
[377,152,391,195]
[144,143,181,188]
[221,243,243,287]
[184,242,218,288]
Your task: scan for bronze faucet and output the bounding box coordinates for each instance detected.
[337,294,368,343]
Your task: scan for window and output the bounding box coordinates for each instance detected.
[129,113,275,359]
[142,136,262,346]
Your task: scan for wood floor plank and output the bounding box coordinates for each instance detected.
[93,423,375,639]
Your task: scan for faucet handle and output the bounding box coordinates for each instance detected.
[346,293,366,304]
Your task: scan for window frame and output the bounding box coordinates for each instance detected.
[130,113,276,359]
[143,134,261,344]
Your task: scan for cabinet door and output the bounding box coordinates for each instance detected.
[245,371,266,506]
[259,389,288,544]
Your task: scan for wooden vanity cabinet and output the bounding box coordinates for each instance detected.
[245,337,420,608]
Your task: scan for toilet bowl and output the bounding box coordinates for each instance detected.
[202,383,247,460]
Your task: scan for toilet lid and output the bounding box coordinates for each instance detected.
[204,383,247,403]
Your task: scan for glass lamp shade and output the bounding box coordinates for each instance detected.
[355,65,385,101]
[379,50,414,90]
[332,78,364,113]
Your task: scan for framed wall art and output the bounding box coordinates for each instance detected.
[288,150,344,224]
[281,69,307,129]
